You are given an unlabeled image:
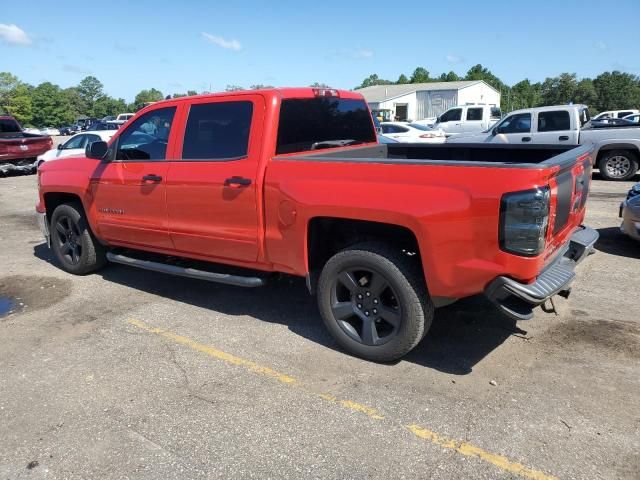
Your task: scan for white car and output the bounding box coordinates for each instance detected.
[380,122,446,143]
[23,127,41,135]
[34,130,115,169]
[592,109,639,121]
[623,113,640,124]
[41,127,61,136]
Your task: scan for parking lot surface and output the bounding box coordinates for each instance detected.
[0,174,638,479]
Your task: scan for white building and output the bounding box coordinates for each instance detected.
[356,80,501,122]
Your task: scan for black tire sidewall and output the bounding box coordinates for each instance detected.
[317,246,430,362]
[50,203,99,275]
[599,150,639,181]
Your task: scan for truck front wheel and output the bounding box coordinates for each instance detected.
[50,203,106,275]
[317,242,433,362]
[598,150,639,181]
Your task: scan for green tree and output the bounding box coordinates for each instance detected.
[574,79,598,107]
[438,71,460,82]
[132,88,164,110]
[396,74,409,84]
[410,67,430,83]
[310,82,331,88]
[31,82,75,126]
[6,83,33,125]
[357,74,393,89]
[93,96,128,118]
[225,85,244,91]
[539,73,580,106]
[510,79,542,110]
[0,72,21,114]
[77,76,104,116]
[593,71,640,112]
[187,90,198,96]
[465,64,505,91]
[249,84,274,89]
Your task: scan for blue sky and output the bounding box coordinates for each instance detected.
[1,0,639,102]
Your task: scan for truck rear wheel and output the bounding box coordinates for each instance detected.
[317,242,433,362]
[598,150,639,181]
[50,203,106,275]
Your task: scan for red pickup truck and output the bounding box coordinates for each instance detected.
[36,88,598,361]
[0,116,52,175]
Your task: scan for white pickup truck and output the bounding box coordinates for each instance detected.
[448,104,640,180]
[415,104,502,136]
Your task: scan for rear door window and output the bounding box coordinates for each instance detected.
[617,111,633,118]
[466,108,483,121]
[276,97,376,154]
[182,101,253,160]
[538,111,571,132]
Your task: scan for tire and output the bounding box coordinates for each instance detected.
[598,150,639,181]
[50,202,106,275]
[317,242,434,362]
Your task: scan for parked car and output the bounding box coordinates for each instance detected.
[620,183,640,241]
[415,105,501,136]
[59,125,79,136]
[23,127,41,135]
[101,115,117,122]
[623,113,640,124]
[0,116,52,176]
[41,127,61,136]
[87,122,119,131]
[380,122,446,143]
[36,87,598,362]
[592,109,639,121]
[112,113,135,126]
[591,118,637,127]
[448,104,640,180]
[33,130,115,170]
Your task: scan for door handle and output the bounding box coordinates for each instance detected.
[521,137,532,142]
[224,176,251,187]
[142,174,163,182]
[559,135,569,141]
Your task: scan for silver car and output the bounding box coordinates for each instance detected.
[620,184,640,241]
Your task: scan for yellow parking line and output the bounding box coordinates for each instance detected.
[127,318,558,480]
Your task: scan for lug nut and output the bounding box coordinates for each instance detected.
[373,308,378,314]
[366,292,371,297]
[373,299,378,304]
[357,303,362,309]
[357,294,363,300]
[365,311,370,316]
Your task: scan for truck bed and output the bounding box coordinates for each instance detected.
[288,143,588,168]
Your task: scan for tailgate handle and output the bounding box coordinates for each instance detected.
[142,174,163,182]
[559,135,569,141]
[521,137,531,142]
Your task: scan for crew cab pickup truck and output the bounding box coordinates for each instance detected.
[448,105,640,180]
[416,104,502,137]
[0,116,53,175]
[36,88,598,361]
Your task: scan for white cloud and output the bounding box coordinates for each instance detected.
[201,32,241,51]
[353,49,373,59]
[446,53,463,64]
[595,41,608,52]
[0,23,32,46]
[62,64,91,74]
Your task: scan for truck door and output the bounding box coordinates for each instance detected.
[89,106,177,249]
[463,107,484,133]
[437,107,464,136]
[490,112,532,143]
[165,96,264,263]
[531,110,578,144]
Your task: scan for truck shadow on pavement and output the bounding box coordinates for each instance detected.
[34,243,526,375]
[594,227,640,259]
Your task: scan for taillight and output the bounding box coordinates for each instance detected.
[313,88,339,98]
[499,187,550,256]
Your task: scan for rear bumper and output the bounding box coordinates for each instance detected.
[484,225,599,321]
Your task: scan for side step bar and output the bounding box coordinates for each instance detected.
[106,253,266,288]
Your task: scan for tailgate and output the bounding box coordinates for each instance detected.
[0,135,52,156]
[544,146,593,261]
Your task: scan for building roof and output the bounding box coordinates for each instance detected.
[356,80,497,103]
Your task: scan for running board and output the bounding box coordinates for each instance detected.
[106,253,266,287]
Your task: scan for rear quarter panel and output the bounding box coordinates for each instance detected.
[264,158,562,299]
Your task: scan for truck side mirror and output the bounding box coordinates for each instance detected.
[57,143,64,150]
[86,141,108,160]
[492,127,501,136]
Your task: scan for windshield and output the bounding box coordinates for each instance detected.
[408,123,433,131]
[0,118,21,133]
[276,98,377,154]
